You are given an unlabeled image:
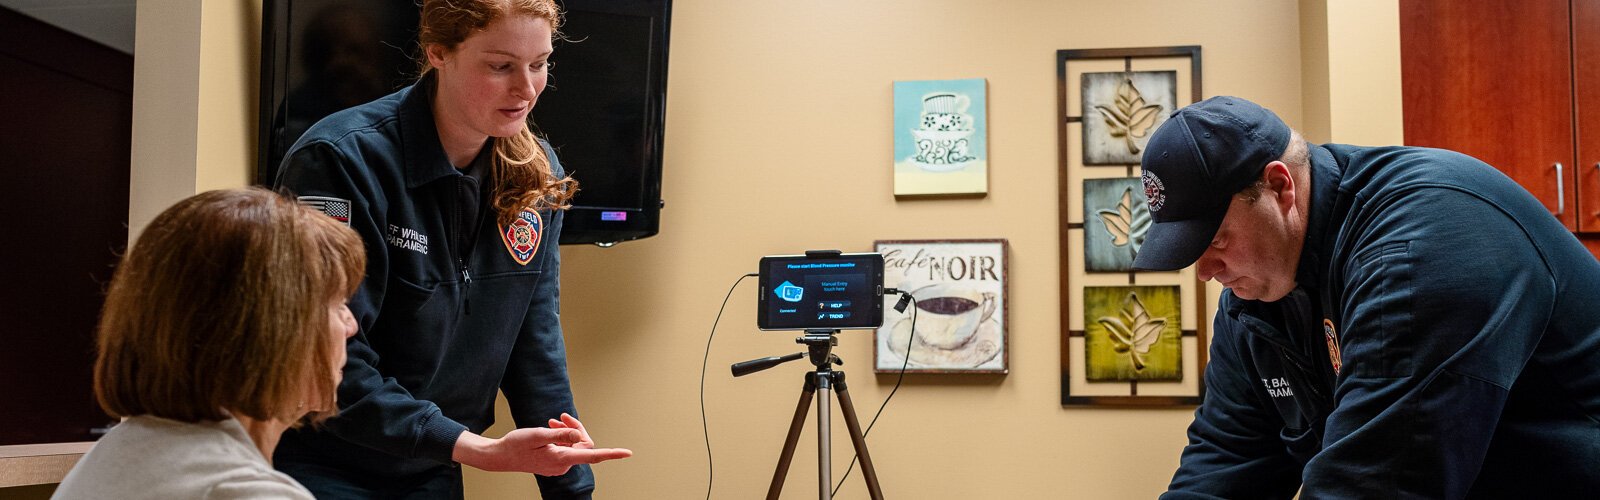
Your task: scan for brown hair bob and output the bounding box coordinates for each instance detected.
[418,0,577,224]
[93,187,365,424]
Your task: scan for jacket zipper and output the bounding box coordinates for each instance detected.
[453,176,474,316]
[460,261,471,315]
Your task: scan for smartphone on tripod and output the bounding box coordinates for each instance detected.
[756,252,885,331]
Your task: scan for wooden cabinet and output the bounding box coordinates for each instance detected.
[0,6,130,445]
[1577,0,1600,234]
[1401,0,1600,247]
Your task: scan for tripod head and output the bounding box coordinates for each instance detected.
[730,330,843,377]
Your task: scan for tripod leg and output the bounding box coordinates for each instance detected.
[833,373,885,500]
[767,372,817,500]
[816,374,832,500]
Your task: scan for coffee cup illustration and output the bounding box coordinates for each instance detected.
[922,93,969,114]
[919,111,971,132]
[910,92,977,171]
[908,283,997,349]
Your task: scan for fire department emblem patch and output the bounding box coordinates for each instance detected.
[1324,318,1342,376]
[500,209,543,266]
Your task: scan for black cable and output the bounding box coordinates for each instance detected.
[832,293,917,496]
[701,272,757,500]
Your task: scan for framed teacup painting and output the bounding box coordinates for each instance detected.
[874,239,1007,374]
[891,78,989,197]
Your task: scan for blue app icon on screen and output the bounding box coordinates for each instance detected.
[776,281,804,302]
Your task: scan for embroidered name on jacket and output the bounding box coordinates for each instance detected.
[1261,377,1294,398]
[500,209,543,266]
[387,224,429,254]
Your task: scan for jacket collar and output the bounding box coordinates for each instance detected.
[399,72,463,189]
[1225,288,1313,352]
[1293,144,1344,291]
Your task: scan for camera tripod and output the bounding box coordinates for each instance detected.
[731,330,885,500]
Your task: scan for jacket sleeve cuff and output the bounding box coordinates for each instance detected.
[415,411,469,464]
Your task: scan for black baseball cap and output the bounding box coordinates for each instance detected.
[1131,96,1291,271]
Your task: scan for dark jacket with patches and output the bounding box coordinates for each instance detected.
[272,75,593,498]
[1165,144,1600,499]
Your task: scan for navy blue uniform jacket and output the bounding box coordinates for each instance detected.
[1165,144,1600,499]
[273,76,593,498]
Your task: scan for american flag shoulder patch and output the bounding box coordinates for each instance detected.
[298,196,352,226]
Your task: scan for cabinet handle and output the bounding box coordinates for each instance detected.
[1555,162,1565,216]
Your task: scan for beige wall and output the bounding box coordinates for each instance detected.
[129,0,259,241]
[1324,0,1402,146]
[478,1,1305,498]
[1299,0,1333,142]
[195,0,263,192]
[128,0,202,241]
[1299,0,1403,145]
[126,1,1404,498]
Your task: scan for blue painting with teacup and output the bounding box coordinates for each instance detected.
[893,78,988,196]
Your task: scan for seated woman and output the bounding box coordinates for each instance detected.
[54,188,365,499]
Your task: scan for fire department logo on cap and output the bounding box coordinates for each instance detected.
[500,209,543,266]
[1141,170,1166,213]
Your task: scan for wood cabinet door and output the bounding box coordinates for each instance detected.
[1400,0,1577,230]
[1576,0,1600,232]
[0,7,131,445]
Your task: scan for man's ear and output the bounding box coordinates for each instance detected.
[1263,161,1296,211]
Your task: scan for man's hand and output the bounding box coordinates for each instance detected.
[452,416,633,476]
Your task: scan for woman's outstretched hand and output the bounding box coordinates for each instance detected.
[453,415,633,476]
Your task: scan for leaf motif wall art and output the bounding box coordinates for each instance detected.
[1081,71,1176,165]
[1095,78,1163,155]
[1083,177,1151,272]
[1057,46,1206,407]
[1083,286,1182,381]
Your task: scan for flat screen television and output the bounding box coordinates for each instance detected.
[258,0,670,246]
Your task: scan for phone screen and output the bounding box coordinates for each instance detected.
[757,253,884,330]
